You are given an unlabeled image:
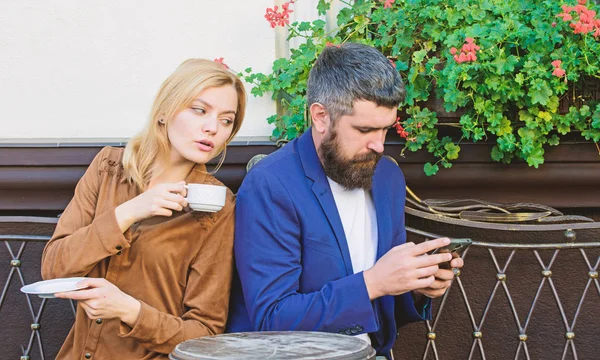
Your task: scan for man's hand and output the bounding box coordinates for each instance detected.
[363,238,453,300]
[55,278,141,327]
[413,254,464,298]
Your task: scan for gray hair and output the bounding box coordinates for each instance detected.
[306,42,405,123]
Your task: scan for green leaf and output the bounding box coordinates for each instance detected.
[557,123,570,135]
[497,133,516,152]
[412,49,428,64]
[297,22,312,32]
[537,111,552,122]
[528,79,553,105]
[312,19,327,32]
[485,76,500,90]
[519,110,533,122]
[515,73,525,85]
[579,105,591,117]
[316,0,331,15]
[548,134,560,146]
[446,8,463,27]
[396,60,409,71]
[526,146,545,168]
[424,163,439,176]
[490,57,507,75]
[497,117,512,136]
[592,110,600,129]
[491,145,504,162]
[472,128,486,141]
[444,143,461,160]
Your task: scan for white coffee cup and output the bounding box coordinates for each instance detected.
[185,183,227,212]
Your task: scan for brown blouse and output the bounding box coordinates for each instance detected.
[41,146,235,359]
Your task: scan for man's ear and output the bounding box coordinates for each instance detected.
[309,103,330,134]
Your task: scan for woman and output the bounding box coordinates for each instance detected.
[41,58,246,359]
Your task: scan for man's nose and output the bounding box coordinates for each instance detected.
[367,133,385,153]
[202,115,218,134]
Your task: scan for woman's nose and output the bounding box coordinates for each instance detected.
[202,116,218,134]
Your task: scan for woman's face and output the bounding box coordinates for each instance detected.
[167,85,238,166]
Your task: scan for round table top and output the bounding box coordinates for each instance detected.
[169,331,376,360]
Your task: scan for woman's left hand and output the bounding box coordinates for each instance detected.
[55,278,141,327]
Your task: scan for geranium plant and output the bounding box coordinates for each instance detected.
[243,0,600,175]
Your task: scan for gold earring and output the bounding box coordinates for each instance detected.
[158,119,165,124]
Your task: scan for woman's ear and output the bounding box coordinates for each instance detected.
[309,103,330,134]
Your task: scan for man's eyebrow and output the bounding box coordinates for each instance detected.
[192,99,236,115]
[355,123,396,131]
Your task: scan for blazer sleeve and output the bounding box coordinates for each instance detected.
[41,148,131,279]
[119,201,235,353]
[391,173,432,327]
[235,168,378,334]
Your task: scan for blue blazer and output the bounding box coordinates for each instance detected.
[226,130,429,357]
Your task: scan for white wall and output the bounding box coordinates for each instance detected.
[0,0,280,140]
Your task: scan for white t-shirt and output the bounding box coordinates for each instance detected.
[327,178,378,344]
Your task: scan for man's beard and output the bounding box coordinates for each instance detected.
[318,128,382,190]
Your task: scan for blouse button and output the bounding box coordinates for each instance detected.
[95,318,103,324]
[85,353,92,359]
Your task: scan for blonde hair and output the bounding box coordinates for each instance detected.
[122,59,246,191]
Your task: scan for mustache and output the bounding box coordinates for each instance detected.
[352,151,382,163]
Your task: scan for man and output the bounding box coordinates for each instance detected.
[226,43,464,358]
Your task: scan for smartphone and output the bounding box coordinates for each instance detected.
[431,238,472,269]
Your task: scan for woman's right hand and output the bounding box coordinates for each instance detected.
[114,181,188,232]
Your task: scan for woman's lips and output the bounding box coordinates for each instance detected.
[195,140,214,152]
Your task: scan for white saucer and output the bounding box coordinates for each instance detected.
[20,277,89,298]
[189,204,223,213]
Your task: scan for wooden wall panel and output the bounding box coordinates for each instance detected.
[1,140,600,212]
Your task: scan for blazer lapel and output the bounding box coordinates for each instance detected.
[371,162,393,259]
[297,130,354,276]
[371,162,397,347]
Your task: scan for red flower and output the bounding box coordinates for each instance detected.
[556,1,600,36]
[265,1,294,28]
[451,37,479,64]
[394,120,409,138]
[213,57,229,69]
[552,67,566,77]
[381,0,394,9]
[552,22,557,27]
[557,12,573,21]
[551,60,565,77]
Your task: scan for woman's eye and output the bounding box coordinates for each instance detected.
[358,128,370,134]
[192,107,206,115]
[221,118,234,126]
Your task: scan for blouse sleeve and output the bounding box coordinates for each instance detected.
[118,199,235,354]
[41,147,131,279]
